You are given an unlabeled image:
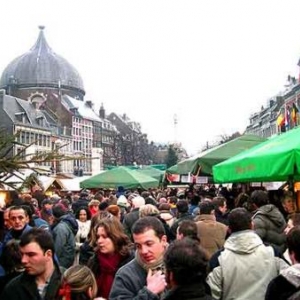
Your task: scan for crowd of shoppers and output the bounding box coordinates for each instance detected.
[0,185,298,299]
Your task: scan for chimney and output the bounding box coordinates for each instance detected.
[0,89,5,106]
[86,100,93,108]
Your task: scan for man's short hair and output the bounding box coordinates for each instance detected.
[176,200,188,213]
[132,216,165,239]
[212,196,226,208]
[228,208,252,233]
[250,190,269,207]
[287,226,300,262]
[177,220,199,242]
[20,227,55,255]
[9,206,28,217]
[164,238,208,285]
[52,203,68,219]
[199,201,215,215]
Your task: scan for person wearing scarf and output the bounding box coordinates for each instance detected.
[109,216,168,300]
[88,217,134,299]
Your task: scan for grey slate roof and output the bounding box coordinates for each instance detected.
[0,26,85,94]
[2,94,51,131]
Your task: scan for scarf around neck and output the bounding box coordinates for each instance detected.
[135,249,165,273]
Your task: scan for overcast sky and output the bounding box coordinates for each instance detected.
[1,1,300,155]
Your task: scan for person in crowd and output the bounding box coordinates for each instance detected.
[195,201,227,258]
[163,238,212,300]
[3,207,12,231]
[139,204,173,242]
[88,217,134,299]
[176,219,199,242]
[158,203,176,228]
[75,206,91,245]
[21,203,49,229]
[234,192,252,211]
[0,228,63,300]
[281,193,297,217]
[52,204,78,268]
[0,240,24,293]
[79,211,113,265]
[251,189,286,253]
[107,204,121,220]
[282,213,300,264]
[72,191,89,213]
[0,206,32,256]
[168,196,178,217]
[123,195,145,239]
[116,195,129,222]
[40,198,54,225]
[188,195,201,215]
[207,208,288,300]
[88,199,100,217]
[58,265,103,300]
[170,200,194,238]
[266,225,300,300]
[212,196,229,225]
[74,206,91,264]
[110,216,168,300]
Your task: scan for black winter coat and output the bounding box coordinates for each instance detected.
[162,282,213,300]
[0,264,62,300]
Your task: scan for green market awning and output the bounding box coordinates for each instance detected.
[80,166,159,189]
[167,134,266,175]
[213,127,300,183]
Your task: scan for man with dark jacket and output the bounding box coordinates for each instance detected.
[110,217,168,300]
[52,204,78,268]
[163,238,212,300]
[251,190,286,253]
[0,206,32,257]
[266,226,300,300]
[170,200,194,238]
[1,228,62,299]
[71,191,89,213]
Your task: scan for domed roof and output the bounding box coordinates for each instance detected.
[0,26,85,95]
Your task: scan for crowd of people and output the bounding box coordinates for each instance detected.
[0,184,299,299]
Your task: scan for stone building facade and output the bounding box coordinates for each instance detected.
[0,26,165,174]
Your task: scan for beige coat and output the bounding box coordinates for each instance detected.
[195,214,227,258]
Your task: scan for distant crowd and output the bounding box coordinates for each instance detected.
[0,184,299,299]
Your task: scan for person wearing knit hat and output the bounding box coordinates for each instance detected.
[106,205,121,220]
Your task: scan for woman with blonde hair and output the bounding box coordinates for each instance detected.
[58,265,104,300]
[88,217,134,299]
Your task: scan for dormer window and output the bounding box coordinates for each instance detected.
[36,116,44,127]
[15,112,26,123]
